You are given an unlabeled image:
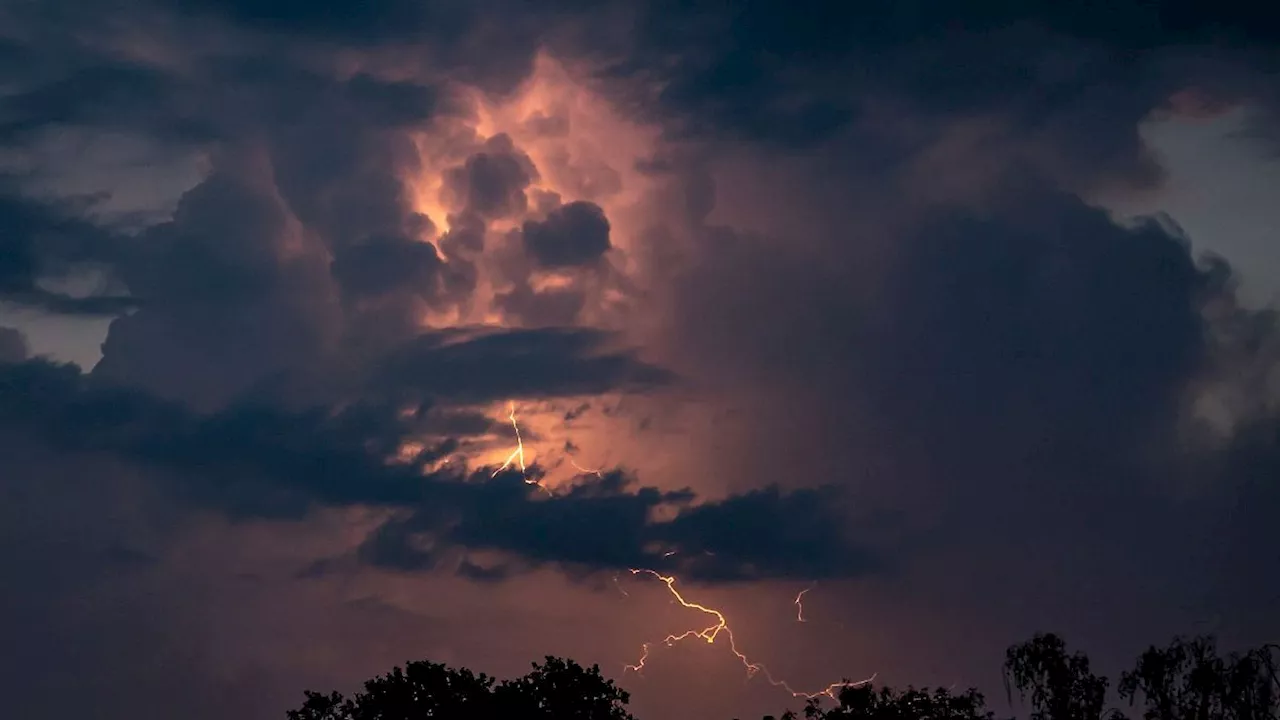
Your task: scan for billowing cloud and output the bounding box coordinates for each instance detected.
[522,200,611,268]
[441,134,539,220]
[92,155,338,410]
[1,1,1278,719]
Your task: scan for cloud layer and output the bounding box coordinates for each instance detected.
[1,1,1278,719]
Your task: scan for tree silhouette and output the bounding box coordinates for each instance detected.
[1004,633,1117,720]
[1118,637,1279,720]
[285,656,632,720]
[285,633,1277,720]
[779,684,1004,720]
[495,657,635,720]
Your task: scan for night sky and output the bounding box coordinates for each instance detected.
[1,2,1278,719]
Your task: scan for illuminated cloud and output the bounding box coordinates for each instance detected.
[1,1,1279,719]
[441,134,539,220]
[0,358,876,583]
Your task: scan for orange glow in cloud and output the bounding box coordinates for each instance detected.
[490,402,555,495]
[393,51,701,493]
[392,55,877,706]
[405,52,664,330]
[623,569,876,701]
[471,399,603,490]
[471,54,661,216]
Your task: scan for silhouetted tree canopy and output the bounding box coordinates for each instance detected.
[1003,635,1278,720]
[285,656,633,720]
[775,684,1001,720]
[1004,633,1116,720]
[285,634,1278,720]
[1118,638,1278,720]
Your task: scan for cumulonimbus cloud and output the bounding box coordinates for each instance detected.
[2,1,1279,718]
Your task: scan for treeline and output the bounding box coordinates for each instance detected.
[286,634,1277,720]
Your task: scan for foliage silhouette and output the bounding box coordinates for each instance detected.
[1004,633,1117,720]
[285,634,1278,720]
[284,656,632,720]
[1117,637,1279,720]
[763,684,1004,720]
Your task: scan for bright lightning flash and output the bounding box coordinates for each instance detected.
[492,403,553,495]
[623,569,875,701]
[492,402,527,478]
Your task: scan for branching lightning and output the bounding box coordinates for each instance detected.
[493,403,554,494]
[486,403,873,702]
[622,569,875,701]
[492,402,528,479]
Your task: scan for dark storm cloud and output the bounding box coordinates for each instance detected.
[356,470,694,575]
[441,134,540,220]
[0,0,497,142]
[370,327,672,403]
[0,357,878,581]
[0,326,28,363]
[168,0,585,93]
[668,162,1280,648]
[175,0,431,40]
[0,40,474,402]
[674,181,1244,527]
[358,469,880,582]
[0,1,1277,717]
[0,35,452,286]
[6,0,1277,195]
[77,0,1271,199]
[0,186,137,315]
[92,159,337,409]
[330,235,445,302]
[0,57,216,146]
[864,186,1207,471]
[654,485,879,582]
[522,201,611,268]
[576,1,1280,196]
[612,2,1279,122]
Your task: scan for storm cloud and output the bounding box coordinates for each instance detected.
[0,356,876,582]
[522,201,611,268]
[1,1,1278,719]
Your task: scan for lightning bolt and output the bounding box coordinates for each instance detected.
[492,402,527,478]
[492,402,552,494]
[494,412,871,700]
[623,569,876,701]
[568,457,603,477]
[795,583,815,623]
